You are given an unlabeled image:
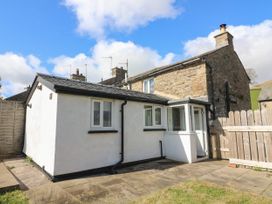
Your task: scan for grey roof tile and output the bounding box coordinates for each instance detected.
[37,73,168,104]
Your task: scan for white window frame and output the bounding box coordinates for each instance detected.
[91,100,113,128]
[154,106,162,126]
[144,104,163,128]
[143,78,154,94]
[144,105,153,127]
[167,104,187,133]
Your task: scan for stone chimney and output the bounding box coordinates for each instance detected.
[71,68,86,82]
[214,24,234,49]
[111,67,127,82]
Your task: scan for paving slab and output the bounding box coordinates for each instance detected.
[26,183,81,204]
[3,157,51,190]
[5,158,272,203]
[229,169,272,194]
[0,163,20,193]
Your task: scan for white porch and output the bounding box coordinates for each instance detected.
[163,99,209,163]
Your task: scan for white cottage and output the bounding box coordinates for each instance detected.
[24,73,209,180]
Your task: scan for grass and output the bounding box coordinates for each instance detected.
[0,190,28,204]
[250,88,261,110]
[25,156,33,164]
[134,180,272,204]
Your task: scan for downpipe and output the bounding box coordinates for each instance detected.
[111,100,127,174]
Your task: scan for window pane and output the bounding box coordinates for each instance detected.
[143,80,149,93]
[155,107,161,125]
[172,107,181,131]
[144,105,152,126]
[180,107,186,131]
[167,106,186,131]
[167,108,173,131]
[93,102,100,126]
[194,110,201,130]
[150,79,154,94]
[103,102,112,127]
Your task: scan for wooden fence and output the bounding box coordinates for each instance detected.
[210,109,272,169]
[0,100,25,159]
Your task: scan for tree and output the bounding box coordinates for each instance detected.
[246,68,258,84]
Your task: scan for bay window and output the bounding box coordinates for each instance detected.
[167,106,186,131]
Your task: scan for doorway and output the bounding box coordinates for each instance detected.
[193,107,207,157]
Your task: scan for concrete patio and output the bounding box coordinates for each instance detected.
[3,157,272,203]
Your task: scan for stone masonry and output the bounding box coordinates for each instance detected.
[128,26,251,117]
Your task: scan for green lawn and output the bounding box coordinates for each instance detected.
[0,190,28,204]
[250,88,261,110]
[134,180,272,204]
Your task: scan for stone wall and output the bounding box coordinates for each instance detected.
[129,46,251,118]
[131,80,143,92]
[206,46,251,117]
[130,63,208,100]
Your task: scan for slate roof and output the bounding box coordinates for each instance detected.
[127,46,228,83]
[33,73,169,105]
[99,77,123,87]
[258,87,272,102]
[5,89,30,102]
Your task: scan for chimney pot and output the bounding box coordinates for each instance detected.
[71,68,86,81]
[214,24,234,49]
[220,24,227,33]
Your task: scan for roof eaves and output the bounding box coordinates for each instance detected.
[127,46,229,83]
[54,85,168,105]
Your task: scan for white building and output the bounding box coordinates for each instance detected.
[24,73,209,180]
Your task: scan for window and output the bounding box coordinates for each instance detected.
[143,78,154,93]
[144,105,153,126]
[93,101,101,126]
[167,106,186,131]
[144,105,162,127]
[103,102,112,127]
[194,110,201,130]
[92,100,112,128]
[155,107,162,125]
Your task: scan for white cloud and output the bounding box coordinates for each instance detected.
[0,53,48,97]
[184,20,272,83]
[50,40,175,82]
[63,0,180,39]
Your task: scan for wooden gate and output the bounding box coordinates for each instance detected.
[210,109,272,168]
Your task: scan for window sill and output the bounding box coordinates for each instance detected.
[88,130,118,134]
[143,128,166,132]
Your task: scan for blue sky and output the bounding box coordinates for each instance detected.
[1,0,272,96]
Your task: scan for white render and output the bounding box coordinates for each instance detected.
[53,94,166,176]
[24,81,209,177]
[24,83,58,175]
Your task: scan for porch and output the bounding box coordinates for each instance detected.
[163,98,210,163]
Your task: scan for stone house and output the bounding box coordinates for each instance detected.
[104,24,251,117]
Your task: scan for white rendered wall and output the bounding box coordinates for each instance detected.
[163,132,197,163]
[53,94,166,176]
[23,83,58,175]
[124,101,166,163]
[163,104,198,163]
